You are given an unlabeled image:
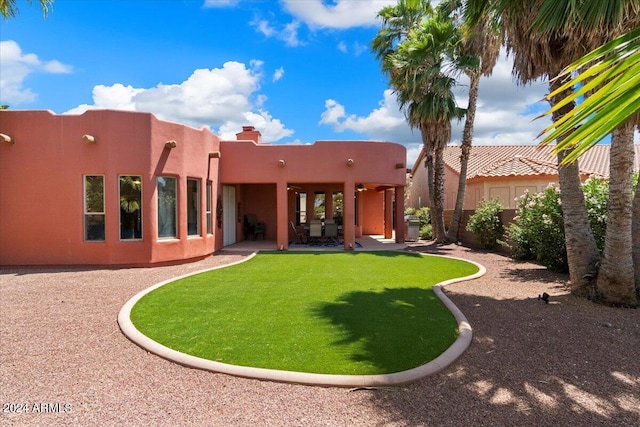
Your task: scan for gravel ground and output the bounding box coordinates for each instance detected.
[1,245,639,426]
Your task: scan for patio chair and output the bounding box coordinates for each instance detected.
[324,222,339,245]
[290,221,306,244]
[308,221,323,244]
[244,214,266,240]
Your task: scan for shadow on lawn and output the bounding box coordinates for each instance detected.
[311,287,456,373]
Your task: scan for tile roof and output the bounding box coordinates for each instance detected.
[416,144,640,179]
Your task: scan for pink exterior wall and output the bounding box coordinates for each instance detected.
[219,137,407,250]
[0,112,405,265]
[0,110,219,266]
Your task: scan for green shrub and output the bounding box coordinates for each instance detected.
[466,198,504,249]
[508,185,567,272]
[420,224,433,240]
[583,176,608,253]
[416,207,430,228]
[404,207,416,216]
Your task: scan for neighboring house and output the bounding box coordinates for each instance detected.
[408,144,640,210]
[0,110,406,266]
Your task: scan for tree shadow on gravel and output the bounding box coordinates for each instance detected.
[363,292,640,426]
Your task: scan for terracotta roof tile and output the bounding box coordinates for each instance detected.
[433,144,640,179]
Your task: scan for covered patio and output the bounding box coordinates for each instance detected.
[218,127,407,251]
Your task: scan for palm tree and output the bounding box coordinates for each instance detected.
[438,0,502,242]
[532,2,640,306]
[0,0,52,19]
[373,1,467,242]
[465,0,637,302]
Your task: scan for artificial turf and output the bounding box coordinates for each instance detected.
[130,251,479,375]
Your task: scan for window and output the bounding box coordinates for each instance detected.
[187,179,200,236]
[157,176,177,238]
[296,192,307,225]
[120,175,142,240]
[313,192,325,220]
[206,181,212,234]
[84,175,105,241]
[332,192,343,225]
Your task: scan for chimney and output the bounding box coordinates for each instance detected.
[236,125,262,144]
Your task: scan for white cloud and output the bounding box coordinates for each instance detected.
[272,67,285,82]
[282,0,396,29]
[319,53,552,166]
[337,40,369,56]
[250,17,305,47]
[337,41,348,53]
[0,40,73,105]
[65,60,294,142]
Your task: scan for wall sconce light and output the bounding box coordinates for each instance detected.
[82,134,96,144]
[209,151,221,159]
[165,140,177,149]
[346,158,354,167]
[0,133,14,145]
[278,159,286,167]
[357,184,365,192]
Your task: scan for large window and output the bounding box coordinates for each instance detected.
[206,181,213,235]
[84,175,105,241]
[313,192,325,220]
[119,175,142,240]
[187,179,200,236]
[157,176,177,238]
[296,192,307,225]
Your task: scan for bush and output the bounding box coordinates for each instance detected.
[508,185,567,272]
[582,176,608,253]
[420,224,433,240]
[466,198,504,249]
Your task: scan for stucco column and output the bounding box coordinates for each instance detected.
[395,185,405,243]
[384,189,393,239]
[343,180,355,250]
[277,180,289,250]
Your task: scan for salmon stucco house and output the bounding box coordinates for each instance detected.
[408,144,640,210]
[0,109,407,266]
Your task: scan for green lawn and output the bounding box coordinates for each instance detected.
[130,251,479,375]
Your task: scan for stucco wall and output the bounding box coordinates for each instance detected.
[0,110,219,266]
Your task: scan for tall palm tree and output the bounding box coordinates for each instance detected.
[532,2,640,306]
[438,0,502,242]
[373,1,468,242]
[465,0,636,301]
[0,0,52,19]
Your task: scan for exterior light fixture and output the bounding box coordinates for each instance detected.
[0,133,14,145]
[395,163,405,169]
[357,184,365,192]
[165,140,177,149]
[209,151,221,158]
[278,159,286,167]
[82,134,96,143]
[346,158,354,166]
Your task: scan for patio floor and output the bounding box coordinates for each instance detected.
[222,234,407,252]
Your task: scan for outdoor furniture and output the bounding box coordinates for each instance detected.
[324,222,339,244]
[308,221,323,244]
[244,214,265,240]
[290,221,306,243]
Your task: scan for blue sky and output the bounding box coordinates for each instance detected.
[1,0,561,166]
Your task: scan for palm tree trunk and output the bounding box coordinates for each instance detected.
[549,76,600,294]
[421,125,440,241]
[433,144,447,242]
[633,171,640,296]
[596,121,637,306]
[447,71,480,242]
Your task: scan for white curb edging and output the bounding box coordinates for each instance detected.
[118,251,486,387]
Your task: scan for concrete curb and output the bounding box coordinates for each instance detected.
[118,251,486,387]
